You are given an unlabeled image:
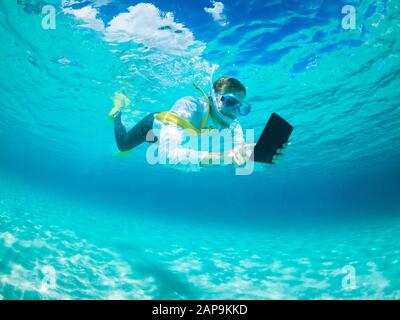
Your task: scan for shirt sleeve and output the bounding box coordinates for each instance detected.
[230,120,246,147]
[152,98,248,169]
[229,120,254,160]
[170,96,209,130]
[153,96,210,168]
[154,120,208,170]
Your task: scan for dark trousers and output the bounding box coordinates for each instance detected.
[114,112,157,152]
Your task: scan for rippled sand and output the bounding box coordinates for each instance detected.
[0,180,399,300]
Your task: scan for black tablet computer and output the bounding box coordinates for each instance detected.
[252,113,293,164]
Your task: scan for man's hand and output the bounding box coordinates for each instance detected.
[203,142,290,166]
[272,142,291,164]
[228,143,255,167]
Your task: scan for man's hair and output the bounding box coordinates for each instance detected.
[213,77,246,96]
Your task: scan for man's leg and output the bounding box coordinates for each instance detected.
[114,112,157,152]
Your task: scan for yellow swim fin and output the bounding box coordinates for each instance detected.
[108,92,131,119]
[117,150,133,157]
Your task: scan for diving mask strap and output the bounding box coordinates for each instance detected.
[208,88,231,127]
[207,66,234,127]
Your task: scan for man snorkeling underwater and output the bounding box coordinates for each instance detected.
[109,75,288,167]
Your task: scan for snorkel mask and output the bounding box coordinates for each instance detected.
[219,94,251,116]
[209,67,251,124]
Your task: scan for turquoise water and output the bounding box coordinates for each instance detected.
[1,0,400,299]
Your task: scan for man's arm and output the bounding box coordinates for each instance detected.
[201,145,254,167]
[156,124,249,167]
